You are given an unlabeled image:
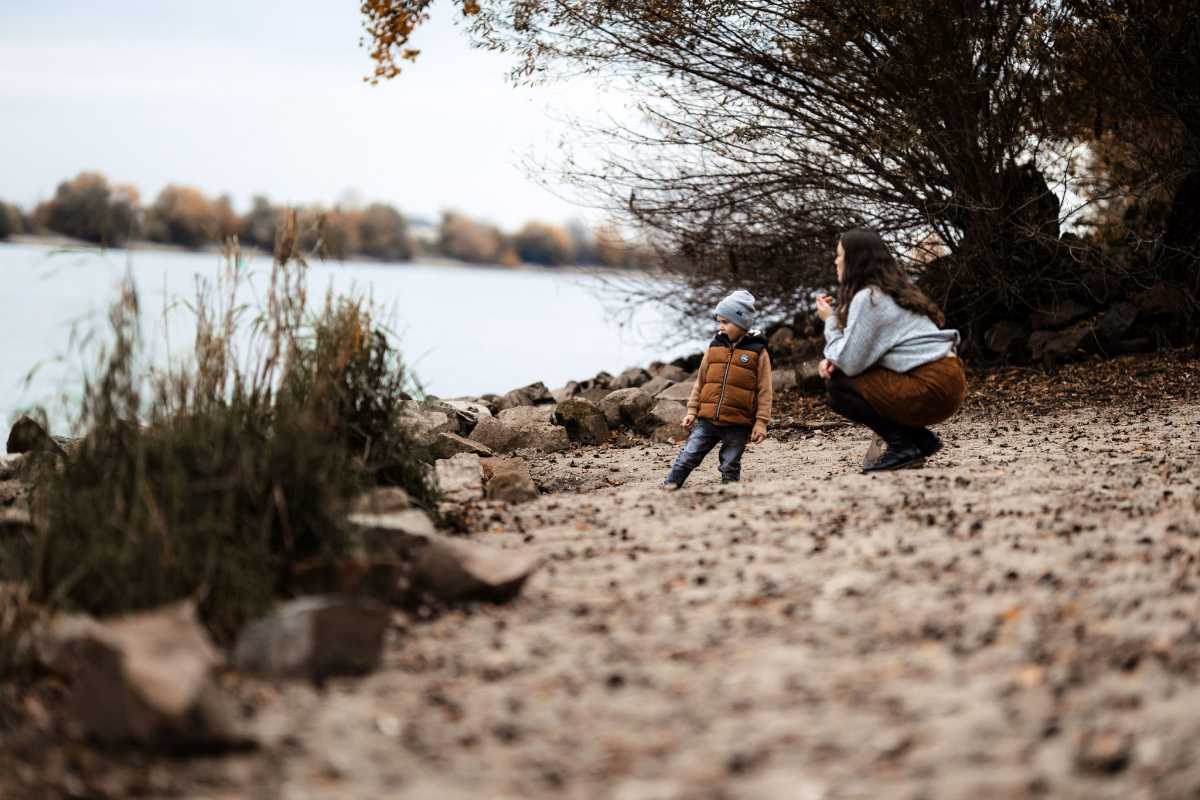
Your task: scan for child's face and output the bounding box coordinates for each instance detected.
[835,241,846,283]
[715,315,746,340]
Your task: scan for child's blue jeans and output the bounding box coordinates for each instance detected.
[664,419,751,486]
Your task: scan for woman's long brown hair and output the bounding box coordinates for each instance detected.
[836,228,945,328]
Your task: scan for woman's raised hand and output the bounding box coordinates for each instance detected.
[815,295,835,321]
[818,358,835,379]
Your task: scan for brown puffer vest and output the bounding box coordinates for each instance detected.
[696,331,768,426]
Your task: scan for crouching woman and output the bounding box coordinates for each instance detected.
[816,228,966,471]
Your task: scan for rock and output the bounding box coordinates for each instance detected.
[420,399,481,436]
[1095,302,1139,346]
[580,386,613,403]
[551,382,581,402]
[1030,299,1092,330]
[985,320,1028,355]
[349,487,412,515]
[1134,281,1189,316]
[469,406,571,454]
[1076,729,1132,774]
[46,602,248,747]
[495,381,555,412]
[600,388,656,429]
[772,368,797,393]
[797,360,825,394]
[409,534,540,603]
[233,596,390,682]
[6,416,63,456]
[650,364,689,383]
[584,370,614,390]
[396,402,456,449]
[654,378,696,402]
[552,398,611,445]
[482,456,539,504]
[639,376,675,397]
[0,506,34,538]
[1030,322,1094,364]
[1078,268,1121,303]
[643,399,689,442]
[434,453,485,503]
[768,326,796,352]
[610,367,652,390]
[348,509,438,539]
[346,515,540,603]
[437,398,493,431]
[433,432,496,460]
[0,453,28,480]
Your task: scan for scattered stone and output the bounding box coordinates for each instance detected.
[1095,302,1139,346]
[469,406,571,454]
[772,368,797,393]
[643,399,689,442]
[654,378,696,402]
[409,534,540,603]
[348,509,438,539]
[551,382,581,402]
[580,385,613,403]
[0,453,28,481]
[797,360,825,394]
[482,456,539,504]
[639,376,675,398]
[609,367,652,390]
[45,602,248,747]
[768,326,796,352]
[397,402,457,449]
[985,320,1028,355]
[600,388,656,429]
[349,487,412,515]
[552,398,611,445]
[1076,729,1132,774]
[6,416,63,456]
[1030,322,1094,364]
[234,596,391,682]
[650,364,689,383]
[495,381,555,412]
[1134,281,1189,316]
[438,398,493,429]
[421,399,482,436]
[1030,299,1093,330]
[433,432,497,460]
[434,453,485,503]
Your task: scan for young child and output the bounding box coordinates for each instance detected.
[662,289,773,489]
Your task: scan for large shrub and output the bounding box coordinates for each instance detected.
[36,171,138,247]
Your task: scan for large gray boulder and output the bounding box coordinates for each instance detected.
[469,405,570,454]
[436,398,493,432]
[654,378,695,402]
[772,368,797,393]
[650,364,690,383]
[552,398,610,444]
[639,376,675,398]
[643,399,689,442]
[234,596,390,682]
[495,381,555,412]
[600,388,655,429]
[42,602,246,746]
[609,366,652,390]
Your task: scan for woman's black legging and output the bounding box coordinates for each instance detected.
[826,372,919,443]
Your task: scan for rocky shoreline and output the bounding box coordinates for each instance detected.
[2,345,1199,797]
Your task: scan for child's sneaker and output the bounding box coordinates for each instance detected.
[660,481,681,491]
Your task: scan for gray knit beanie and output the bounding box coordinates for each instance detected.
[713,289,756,329]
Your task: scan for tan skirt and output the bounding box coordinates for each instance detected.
[852,355,966,427]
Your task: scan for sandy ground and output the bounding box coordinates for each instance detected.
[118,398,1200,798]
[6,357,1200,799]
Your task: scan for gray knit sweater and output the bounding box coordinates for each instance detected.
[823,288,960,376]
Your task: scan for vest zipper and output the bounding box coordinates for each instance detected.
[714,340,735,420]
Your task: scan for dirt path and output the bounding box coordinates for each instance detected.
[157,393,1199,800]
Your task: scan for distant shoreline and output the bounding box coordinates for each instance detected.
[1,234,636,276]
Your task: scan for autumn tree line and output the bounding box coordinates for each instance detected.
[0,171,651,269]
[362,0,1199,356]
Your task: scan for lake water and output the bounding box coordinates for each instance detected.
[0,242,693,433]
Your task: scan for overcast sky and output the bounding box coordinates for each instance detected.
[0,0,627,229]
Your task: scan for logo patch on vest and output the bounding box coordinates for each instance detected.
[739,354,750,364]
